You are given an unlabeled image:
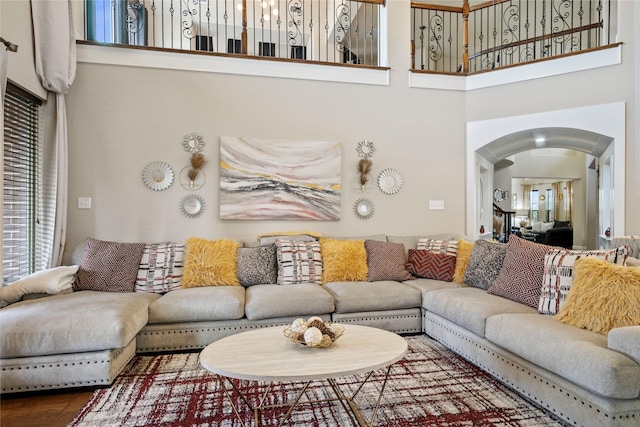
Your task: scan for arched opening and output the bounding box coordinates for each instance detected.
[466,103,625,249]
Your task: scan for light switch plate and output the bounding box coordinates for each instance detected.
[78,197,92,209]
[429,200,445,210]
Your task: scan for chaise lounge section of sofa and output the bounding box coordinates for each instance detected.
[1,233,639,427]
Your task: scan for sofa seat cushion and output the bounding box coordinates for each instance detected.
[423,287,537,337]
[322,281,421,314]
[486,313,640,399]
[148,287,245,324]
[245,283,334,321]
[402,278,464,296]
[0,291,159,358]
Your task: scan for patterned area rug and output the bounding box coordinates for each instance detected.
[69,335,564,427]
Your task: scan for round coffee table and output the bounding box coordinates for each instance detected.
[200,324,407,426]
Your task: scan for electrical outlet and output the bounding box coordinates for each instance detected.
[429,200,445,210]
[78,197,92,209]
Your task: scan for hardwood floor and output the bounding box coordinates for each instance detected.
[0,389,94,427]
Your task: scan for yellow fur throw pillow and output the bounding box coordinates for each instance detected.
[182,238,241,287]
[452,240,474,284]
[319,238,368,284]
[556,257,640,335]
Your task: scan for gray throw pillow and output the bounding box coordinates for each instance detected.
[462,240,507,290]
[237,244,278,286]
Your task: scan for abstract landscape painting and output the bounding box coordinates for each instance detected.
[219,137,341,220]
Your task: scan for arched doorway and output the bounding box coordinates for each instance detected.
[466,102,625,247]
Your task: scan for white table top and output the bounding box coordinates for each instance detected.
[200,324,408,382]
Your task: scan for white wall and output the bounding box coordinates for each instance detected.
[64,57,467,255]
[634,0,640,235]
[2,1,638,263]
[50,1,640,255]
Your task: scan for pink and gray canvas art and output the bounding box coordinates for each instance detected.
[219,137,341,220]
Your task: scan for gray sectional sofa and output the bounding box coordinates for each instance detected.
[1,233,639,427]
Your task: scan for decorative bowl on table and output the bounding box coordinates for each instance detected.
[283,317,345,348]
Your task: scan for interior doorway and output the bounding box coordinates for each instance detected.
[466,103,626,247]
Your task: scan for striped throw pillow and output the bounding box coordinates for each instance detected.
[275,239,323,285]
[538,246,628,314]
[135,242,185,293]
[416,238,459,257]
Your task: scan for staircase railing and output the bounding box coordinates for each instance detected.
[81,0,385,67]
[493,203,515,243]
[411,0,616,74]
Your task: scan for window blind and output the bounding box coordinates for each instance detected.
[2,84,45,285]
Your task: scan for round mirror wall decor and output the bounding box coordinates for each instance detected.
[378,169,402,195]
[354,198,374,220]
[356,140,375,159]
[180,194,205,218]
[183,133,204,153]
[142,161,175,191]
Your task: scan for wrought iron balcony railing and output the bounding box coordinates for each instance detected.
[83,0,384,67]
[411,0,615,74]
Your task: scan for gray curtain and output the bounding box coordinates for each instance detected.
[31,0,77,267]
[522,184,532,215]
[552,182,561,221]
[566,180,574,225]
[1,48,7,262]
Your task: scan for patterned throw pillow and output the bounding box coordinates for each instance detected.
[538,246,628,314]
[416,238,458,257]
[319,238,368,283]
[275,239,322,285]
[74,237,146,292]
[406,250,456,281]
[236,244,278,287]
[182,238,241,287]
[556,257,640,335]
[487,236,553,308]
[452,240,474,283]
[365,240,413,282]
[462,240,507,290]
[135,242,185,293]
